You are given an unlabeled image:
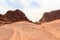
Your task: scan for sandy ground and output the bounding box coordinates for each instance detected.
[0,20,60,40]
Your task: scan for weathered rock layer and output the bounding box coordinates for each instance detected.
[0,9,32,25]
[40,10,60,23]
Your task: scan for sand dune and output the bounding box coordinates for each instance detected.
[0,19,60,40]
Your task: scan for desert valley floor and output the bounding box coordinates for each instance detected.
[0,19,60,40]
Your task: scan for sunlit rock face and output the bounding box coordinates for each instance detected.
[40,10,60,23]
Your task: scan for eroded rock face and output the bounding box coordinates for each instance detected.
[4,9,31,22]
[40,10,60,23]
[0,9,32,25]
[0,14,4,21]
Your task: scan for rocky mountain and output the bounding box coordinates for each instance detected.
[0,9,60,25]
[0,9,32,25]
[40,10,60,23]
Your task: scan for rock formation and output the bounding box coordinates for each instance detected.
[4,9,32,22]
[40,10,60,23]
[0,9,32,25]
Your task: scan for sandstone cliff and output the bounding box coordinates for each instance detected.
[40,10,60,23]
[0,9,32,25]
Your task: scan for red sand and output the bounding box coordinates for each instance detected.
[0,19,60,40]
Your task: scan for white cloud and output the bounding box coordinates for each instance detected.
[40,0,60,11]
[0,0,6,2]
[18,0,30,9]
[0,6,15,14]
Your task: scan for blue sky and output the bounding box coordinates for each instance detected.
[0,0,40,9]
[0,0,60,22]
